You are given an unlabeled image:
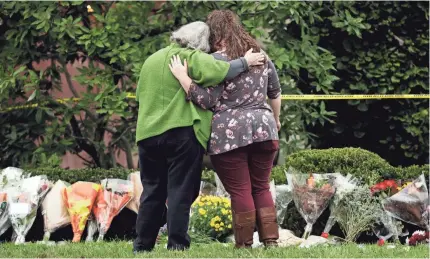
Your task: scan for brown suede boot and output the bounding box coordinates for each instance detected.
[256,207,279,247]
[233,210,256,248]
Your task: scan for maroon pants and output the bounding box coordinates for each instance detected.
[210,141,279,213]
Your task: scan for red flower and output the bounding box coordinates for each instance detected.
[377,239,385,246]
[384,180,398,188]
[321,232,329,239]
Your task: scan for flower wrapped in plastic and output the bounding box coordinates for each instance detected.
[92,179,133,241]
[382,174,429,230]
[373,211,404,246]
[215,174,229,198]
[370,179,405,245]
[0,167,28,189]
[275,176,292,226]
[321,173,358,238]
[126,172,142,214]
[190,195,232,241]
[0,167,29,237]
[0,191,8,237]
[62,181,101,242]
[41,180,71,241]
[7,175,50,244]
[287,167,336,239]
[85,216,98,242]
[200,181,217,196]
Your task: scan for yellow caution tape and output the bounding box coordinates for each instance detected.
[1,94,429,113]
[278,94,430,100]
[126,93,430,100]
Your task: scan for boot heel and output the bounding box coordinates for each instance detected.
[256,207,279,247]
[232,210,256,248]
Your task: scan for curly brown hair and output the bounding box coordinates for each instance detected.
[206,10,261,59]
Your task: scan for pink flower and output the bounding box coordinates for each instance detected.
[225,129,235,139]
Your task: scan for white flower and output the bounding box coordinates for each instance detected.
[262,115,269,125]
[224,144,231,150]
[228,119,238,127]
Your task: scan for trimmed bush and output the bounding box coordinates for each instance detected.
[284,148,394,185]
[25,167,134,183]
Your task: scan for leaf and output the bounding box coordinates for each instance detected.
[35,109,43,124]
[27,90,37,102]
[354,131,366,138]
[13,66,26,76]
[357,103,368,112]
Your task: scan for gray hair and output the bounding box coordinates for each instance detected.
[170,21,210,52]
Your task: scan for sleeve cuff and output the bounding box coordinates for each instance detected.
[240,57,249,71]
[185,81,198,101]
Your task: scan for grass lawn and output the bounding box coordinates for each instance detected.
[0,241,428,258]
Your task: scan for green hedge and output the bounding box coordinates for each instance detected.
[20,148,428,186]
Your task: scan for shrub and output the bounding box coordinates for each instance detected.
[270,165,287,185]
[395,165,429,181]
[24,167,134,183]
[285,148,394,185]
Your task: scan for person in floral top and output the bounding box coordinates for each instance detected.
[169,10,282,248]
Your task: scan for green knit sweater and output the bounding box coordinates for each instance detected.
[135,43,230,149]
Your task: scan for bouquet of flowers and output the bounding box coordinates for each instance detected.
[406,230,429,246]
[321,173,359,238]
[126,172,142,214]
[0,167,27,189]
[287,168,336,239]
[382,174,429,230]
[0,191,8,237]
[92,179,134,241]
[373,211,405,246]
[7,175,51,244]
[371,179,399,198]
[335,185,383,242]
[62,181,101,242]
[370,179,405,245]
[189,195,232,240]
[274,181,292,226]
[85,215,98,242]
[41,180,71,241]
[0,167,28,238]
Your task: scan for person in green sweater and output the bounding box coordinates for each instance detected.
[134,21,265,253]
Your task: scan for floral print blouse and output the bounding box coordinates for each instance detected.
[186,51,281,155]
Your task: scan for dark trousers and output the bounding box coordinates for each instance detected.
[211,141,279,213]
[134,126,204,251]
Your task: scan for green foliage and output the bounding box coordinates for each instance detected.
[309,1,429,165]
[270,165,287,185]
[0,1,428,169]
[285,148,393,185]
[25,167,134,184]
[395,164,430,182]
[336,186,382,242]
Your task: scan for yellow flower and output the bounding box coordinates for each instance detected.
[206,202,212,206]
[210,221,215,227]
[219,227,224,231]
[198,208,206,215]
[215,224,220,229]
[198,202,204,206]
[220,222,224,227]
[215,216,221,221]
[227,224,232,229]
[228,215,232,220]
